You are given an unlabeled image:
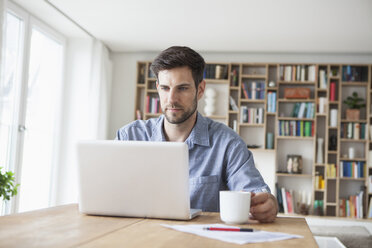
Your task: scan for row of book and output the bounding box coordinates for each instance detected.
[342,65,368,82]
[279,65,316,82]
[326,163,337,178]
[204,64,228,79]
[290,102,315,119]
[267,92,277,113]
[145,96,161,114]
[339,191,364,218]
[241,82,265,100]
[278,120,314,137]
[276,185,311,214]
[240,106,264,124]
[340,123,367,140]
[340,161,365,178]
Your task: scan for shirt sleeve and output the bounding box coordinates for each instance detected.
[225,138,271,193]
[115,128,128,140]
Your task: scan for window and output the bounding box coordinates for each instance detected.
[0,2,65,214]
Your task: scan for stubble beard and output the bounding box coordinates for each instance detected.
[163,94,198,124]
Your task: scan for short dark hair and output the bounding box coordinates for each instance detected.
[150,46,205,87]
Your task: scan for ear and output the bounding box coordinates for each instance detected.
[197,80,206,100]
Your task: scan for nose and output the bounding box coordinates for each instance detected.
[168,88,178,104]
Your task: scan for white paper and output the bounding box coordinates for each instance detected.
[161,223,303,245]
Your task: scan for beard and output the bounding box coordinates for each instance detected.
[162,94,198,124]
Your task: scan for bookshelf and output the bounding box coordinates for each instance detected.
[135,62,372,219]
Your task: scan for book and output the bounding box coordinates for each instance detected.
[319,69,326,88]
[368,197,372,218]
[240,106,248,123]
[281,188,288,214]
[229,96,239,111]
[354,123,360,140]
[330,82,336,101]
[251,82,257,100]
[276,183,284,213]
[241,83,249,99]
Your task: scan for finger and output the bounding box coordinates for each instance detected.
[251,199,273,214]
[250,192,269,206]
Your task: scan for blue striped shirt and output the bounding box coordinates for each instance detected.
[116,112,270,212]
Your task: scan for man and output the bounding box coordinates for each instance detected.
[116,46,278,222]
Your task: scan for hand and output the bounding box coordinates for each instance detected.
[250,192,278,223]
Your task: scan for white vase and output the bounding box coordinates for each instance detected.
[204,88,217,116]
[317,138,324,164]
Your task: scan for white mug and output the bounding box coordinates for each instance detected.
[219,191,251,224]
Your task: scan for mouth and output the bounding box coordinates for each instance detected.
[167,108,182,112]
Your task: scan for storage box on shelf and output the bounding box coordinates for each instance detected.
[134,62,372,219]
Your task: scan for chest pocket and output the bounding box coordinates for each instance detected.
[189,175,219,212]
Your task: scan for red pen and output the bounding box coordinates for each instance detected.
[203,227,255,232]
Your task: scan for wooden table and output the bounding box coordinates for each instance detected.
[0,204,317,247]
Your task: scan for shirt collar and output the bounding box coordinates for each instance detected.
[150,115,166,141]
[186,112,210,147]
[150,112,210,147]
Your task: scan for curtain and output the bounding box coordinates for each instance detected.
[89,40,113,139]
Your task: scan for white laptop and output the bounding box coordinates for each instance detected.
[76,140,201,220]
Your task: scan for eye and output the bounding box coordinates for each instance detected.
[178,86,188,91]
[160,86,169,91]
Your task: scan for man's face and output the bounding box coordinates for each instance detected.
[157,66,204,124]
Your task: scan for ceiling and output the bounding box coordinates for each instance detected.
[12,0,372,53]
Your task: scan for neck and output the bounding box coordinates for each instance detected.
[163,112,197,142]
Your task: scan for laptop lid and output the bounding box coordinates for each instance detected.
[77,140,199,220]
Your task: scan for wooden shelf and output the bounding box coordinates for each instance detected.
[327,202,337,206]
[329,101,339,104]
[341,82,368,86]
[340,139,367,143]
[147,89,157,93]
[339,177,366,181]
[340,119,367,123]
[276,173,312,178]
[278,81,316,85]
[240,99,265,103]
[229,86,239,90]
[339,158,366,162]
[136,84,145,88]
[205,79,229,84]
[267,112,276,116]
[228,110,238,114]
[327,151,338,154]
[278,117,315,121]
[241,74,266,79]
[239,123,264,127]
[278,99,315,103]
[277,136,314,140]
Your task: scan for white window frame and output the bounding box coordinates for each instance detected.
[2,0,66,214]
